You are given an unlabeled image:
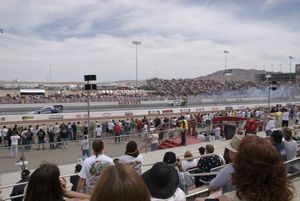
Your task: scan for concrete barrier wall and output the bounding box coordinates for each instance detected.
[1,101,296,125]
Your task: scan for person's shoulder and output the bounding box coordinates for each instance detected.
[100,154,114,163]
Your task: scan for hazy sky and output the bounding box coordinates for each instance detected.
[0,0,299,82]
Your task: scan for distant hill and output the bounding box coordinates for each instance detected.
[197,68,266,82]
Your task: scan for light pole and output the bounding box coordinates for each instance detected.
[289,56,294,83]
[223,50,230,91]
[224,50,229,70]
[265,73,272,109]
[49,64,52,84]
[84,75,97,138]
[133,41,141,90]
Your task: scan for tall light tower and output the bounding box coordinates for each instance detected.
[223,50,230,91]
[133,41,142,90]
[289,56,294,83]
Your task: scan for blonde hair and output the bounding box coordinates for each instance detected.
[90,164,150,201]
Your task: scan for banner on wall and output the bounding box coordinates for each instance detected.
[162,109,173,114]
[48,115,64,120]
[196,108,205,112]
[0,117,6,122]
[119,100,141,105]
[211,107,220,111]
[180,109,190,113]
[125,112,133,116]
[225,107,233,111]
[22,116,34,120]
[102,113,111,117]
[148,110,160,115]
[76,114,83,118]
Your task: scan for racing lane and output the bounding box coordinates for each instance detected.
[0,99,296,115]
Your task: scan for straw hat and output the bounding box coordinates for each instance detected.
[225,135,243,152]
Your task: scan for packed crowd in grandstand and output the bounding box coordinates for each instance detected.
[0,78,295,104]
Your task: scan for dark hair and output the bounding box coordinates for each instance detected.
[232,136,294,201]
[24,163,64,201]
[125,141,139,157]
[272,130,283,144]
[75,164,82,172]
[198,147,205,155]
[92,139,104,157]
[90,164,150,201]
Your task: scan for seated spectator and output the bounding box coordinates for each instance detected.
[163,151,194,194]
[283,127,297,161]
[209,135,243,194]
[119,140,143,174]
[24,163,89,201]
[90,164,150,201]
[182,151,197,171]
[70,164,82,192]
[198,146,205,156]
[271,130,287,161]
[10,169,30,201]
[142,162,186,201]
[196,136,296,201]
[195,144,222,186]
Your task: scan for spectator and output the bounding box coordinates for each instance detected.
[283,127,297,161]
[196,136,296,201]
[24,163,89,201]
[195,144,222,186]
[36,128,46,150]
[80,135,90,159]
[142,162,186,201]
[182,151,197,171]
[95,124,102,138]
[282,108,290,127]
[90,164,150,201]
[265,116,275,136]
[10,132,20,158]
[198,146,205,155]
[10,169,30,201]
[163,151,194,194]
[149,132,159,151]
[119,140,143,174]
[209,135,243,194]
[271,130,287,161]
[76,139,114,194]
[70,164,82,192]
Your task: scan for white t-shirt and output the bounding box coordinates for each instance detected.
[182,159,197,171]
[81,139,89,150]
[150,133,159,144]
[11,135,20,146]
[2,128,7,137]
[265,120,275,131]
[283,112,290,121]
[79,154,114,188]
[119,154,143,175]
[96,126,102,137]
[151,188,186,201]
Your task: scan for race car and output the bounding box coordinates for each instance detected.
[29,105,63,114]
[168,99,188,107]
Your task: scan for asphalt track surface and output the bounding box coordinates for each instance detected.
[0,99,295,115]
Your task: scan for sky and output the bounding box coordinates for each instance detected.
[0,0,299,82]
